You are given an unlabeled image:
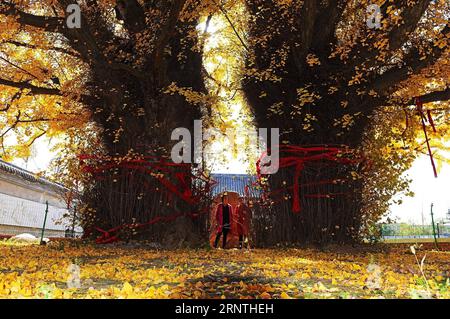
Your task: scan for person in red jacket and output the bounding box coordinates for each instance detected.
[214,194,233,249]
[236,196,252,249]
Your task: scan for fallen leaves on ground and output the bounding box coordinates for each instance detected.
[0,241,448,299]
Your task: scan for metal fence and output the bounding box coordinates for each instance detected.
[381,223,450,240]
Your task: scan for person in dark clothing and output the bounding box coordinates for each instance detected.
[214,194,233,249]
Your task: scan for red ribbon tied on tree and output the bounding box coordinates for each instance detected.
[256,145,368,214]
[415,97,438,178]
[78,155,215,244]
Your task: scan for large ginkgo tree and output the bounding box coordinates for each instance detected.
[243,0,449,243]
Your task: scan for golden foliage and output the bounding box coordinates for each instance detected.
[0,242,448,299]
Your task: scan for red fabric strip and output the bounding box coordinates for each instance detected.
[256,145,367,214]
[416,98,438,178]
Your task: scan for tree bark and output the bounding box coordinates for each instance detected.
[242,0,449,244]
[80,18,208,246]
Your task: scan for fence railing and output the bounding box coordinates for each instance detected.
[380,224,450,239]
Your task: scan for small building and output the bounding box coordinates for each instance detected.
[210,173,261,199]
[0,159,79,238]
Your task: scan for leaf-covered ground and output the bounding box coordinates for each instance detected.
[0,241,449,299]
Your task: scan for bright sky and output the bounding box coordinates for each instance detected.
[389,155,450,224]
[12,138,57,173]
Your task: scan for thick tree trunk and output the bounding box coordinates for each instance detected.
[79,19,208,247]
[261,163,363,245]
[242,0,377,245]
[241,0,448,245]
[244,66,370,245]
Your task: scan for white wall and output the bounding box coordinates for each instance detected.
[0,177,65,208]
[0,170,81,236]
[0,192,68,231]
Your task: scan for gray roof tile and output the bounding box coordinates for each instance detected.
[0,159,66,193]
[210,174,261,198]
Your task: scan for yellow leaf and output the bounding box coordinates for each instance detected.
[122,282,133,294]
[195,281,204,288]
[260,292,271,299]
[280,292,291,299]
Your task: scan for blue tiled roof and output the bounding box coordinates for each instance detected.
[210,174,261,198]
[0,159,67,193]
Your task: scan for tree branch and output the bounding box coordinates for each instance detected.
[347,0,431,72]
[153,0,188,83]
[388,0,431,51]
[290,0,318,75]
[0,2,64,32]
[0,40,81,58]
[0,78,62,96]
[370,25,449,95]
[115,0,146,34]
[310,0,347,54]
[217,2,249,51]
[0,1,97,62]
[155,0,187,52]
[407,88,450,105]
[0,90,22,112]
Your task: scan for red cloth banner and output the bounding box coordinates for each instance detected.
[78,155,215,244]
[415,98,438,178]
[256,145,368,213]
